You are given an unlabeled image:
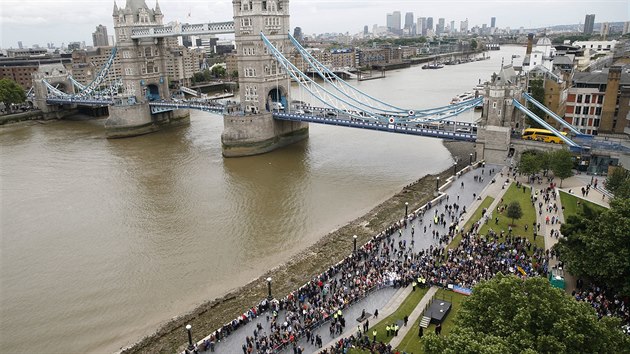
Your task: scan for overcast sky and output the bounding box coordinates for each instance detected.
[1,0,628,48]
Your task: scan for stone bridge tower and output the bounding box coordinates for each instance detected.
[475,65,525,164]
[31,64,75,113]
[222,0,308,157]
[105,0,189,137]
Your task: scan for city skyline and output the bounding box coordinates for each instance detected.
[1,0,628,48]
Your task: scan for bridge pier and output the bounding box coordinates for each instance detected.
[105,103,189,138]
[221,113,308,157]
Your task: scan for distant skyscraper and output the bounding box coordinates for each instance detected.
[364,25,369,35]
[460,19,468,33]
[417,17,426,36]
[386,13,394,31]
[393,11,402,31]
[293,27,303,42]
[491,17,496,28]
[450,20,456,33]
[437,18,445,35]
[600,22,610,38]
[584,14,595,34]
[17,41,23,49]
[92,24,109,47]
[405,12,414,29]
[623,21,630,35]
[426,17,433,32]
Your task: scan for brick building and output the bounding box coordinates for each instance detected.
[0,56,72,90]
[564,67,630,135]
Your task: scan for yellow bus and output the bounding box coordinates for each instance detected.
[522,128,567,144]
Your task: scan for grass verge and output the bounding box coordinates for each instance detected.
[396,289,467,354]
[559,190,607,218]
[368,287,429,344]
[478,184,543,250]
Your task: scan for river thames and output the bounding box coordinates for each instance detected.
[0,46,522,353]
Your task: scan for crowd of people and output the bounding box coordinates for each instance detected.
[188,166,626,354]
[229,175,555,354]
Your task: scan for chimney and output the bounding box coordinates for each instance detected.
[526,33,534,55]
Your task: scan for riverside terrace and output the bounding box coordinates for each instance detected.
[177,162,547,354]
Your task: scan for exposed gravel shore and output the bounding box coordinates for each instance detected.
[121,140,475,354]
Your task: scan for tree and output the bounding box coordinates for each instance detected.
[555,197,630,296]
[469,39,478,51]
[604,167,630,199]
[506,201,523,226]
[192,72,205,84]
[211,65,226,78]
[0,78,26,106]
[518,152,541,177]
[423,274,630,354]
[539,151,552,175]
[550,149,573,187]
[527,79,545,128]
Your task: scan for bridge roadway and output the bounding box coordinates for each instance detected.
[46,97,113,106]
[272,110,477,142]
[44,97,479,142]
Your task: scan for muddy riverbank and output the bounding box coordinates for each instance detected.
[121,140,475,354]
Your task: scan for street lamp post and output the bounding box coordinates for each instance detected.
[436,176,440,194]
[186,324,195,353]
[353,235,357,253]
[453,162,457,176]
[469,153,473,165]
[266,277,273,300]
[405,202,409,217]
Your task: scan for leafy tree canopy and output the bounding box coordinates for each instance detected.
[506,201,523,225]
[518,152,542,176]
[555,197,630,295]
[423,274,629,354]
[0,78,26,106]
[550,149,573,186]
[527,79,545,128]
[605,167,630,200]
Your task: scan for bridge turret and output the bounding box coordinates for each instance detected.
[154,0,163,24]
[222,0,308,156]
[476,65,525,164]
[106,0,189,137]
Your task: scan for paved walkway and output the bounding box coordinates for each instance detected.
[555,174,611,208]
[315,286,413,353]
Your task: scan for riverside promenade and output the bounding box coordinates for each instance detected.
[190,162,504,354]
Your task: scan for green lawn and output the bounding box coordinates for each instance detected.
[396,289,468,354]
[367,287,429,344]
[448,196,494,250]
[559,190,607,218]
[478,183,543,250]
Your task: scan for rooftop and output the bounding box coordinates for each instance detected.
[573,68,630,86]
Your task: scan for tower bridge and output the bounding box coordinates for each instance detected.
[31,0,628,160]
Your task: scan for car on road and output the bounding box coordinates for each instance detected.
[270,102,284,111]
